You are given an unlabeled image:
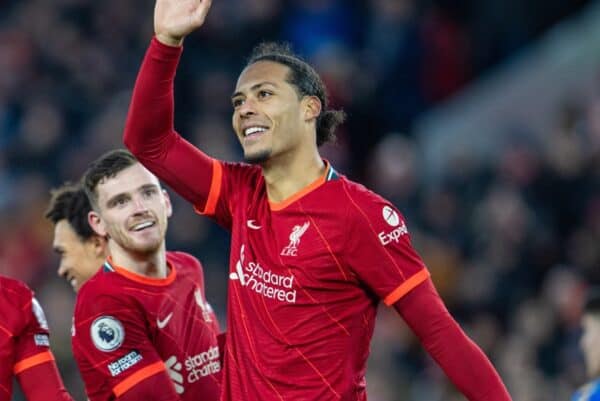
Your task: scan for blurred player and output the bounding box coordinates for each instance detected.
[0,275,73,401]
[123,0,512,400]
[72,149,221,401]
[573,287,600,401]
[46,182,108,292]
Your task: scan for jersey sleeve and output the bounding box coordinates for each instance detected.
[13,294,54,375]
[193,160,262,231]
[72,290,179,401]
[7,283,73,401]
[343,183,429,305]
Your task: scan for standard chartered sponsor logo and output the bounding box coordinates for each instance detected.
[164,346,221,393]
[184,346,221,383]
[230,245,297,303]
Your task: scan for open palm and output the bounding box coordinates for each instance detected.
[154,0,212,45]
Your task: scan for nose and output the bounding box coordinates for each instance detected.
[238,98,257,118]
[57,261,68,278]
[132,195,149,213]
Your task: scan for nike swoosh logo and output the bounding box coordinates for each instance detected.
[247,220,261,230]
[157,312,173,329]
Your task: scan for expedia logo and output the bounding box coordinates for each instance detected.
[378,206,408,246]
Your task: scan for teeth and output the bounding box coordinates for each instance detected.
[133,221,154,231]
[244,126,267,136]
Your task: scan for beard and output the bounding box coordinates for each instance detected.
[244,149,271,165]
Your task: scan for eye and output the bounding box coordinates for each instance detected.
[258,90,272,99]
[232,98,244,108]
[142,188,157,198]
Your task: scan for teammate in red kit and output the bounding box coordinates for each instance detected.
[0,275,73,401]
[72,149,222,401]
[46,183,108,292]
[123,0,512,399]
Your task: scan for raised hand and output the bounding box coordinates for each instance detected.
[154,0,212,46]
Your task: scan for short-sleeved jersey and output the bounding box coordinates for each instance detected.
[72,251,221,401]
[573,379,600,401]
[0,276,54,401]
[198,161,429,401]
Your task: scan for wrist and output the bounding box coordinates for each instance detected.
[155,33,184,47]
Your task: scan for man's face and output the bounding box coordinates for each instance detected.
[231,61,315,164]
[53,220,105,292]
[89,163,172,256]
[580,313,600,378]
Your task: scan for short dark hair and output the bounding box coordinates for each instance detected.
[82,149,138,208]
[45,182,96,240]
[584,287,600,316]
[246,42,346,147]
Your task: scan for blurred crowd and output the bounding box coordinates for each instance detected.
[0,0,598,400]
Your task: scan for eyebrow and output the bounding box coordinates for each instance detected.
[231,81,279,100]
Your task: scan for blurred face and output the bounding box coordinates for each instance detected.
[580,313,600,378]
[89,163,172,256]
[231,61,318,164]
[53,220,105,292]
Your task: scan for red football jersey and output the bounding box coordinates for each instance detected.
[0,276,56,400]
[198,161,429,401]
[72,251,221,401]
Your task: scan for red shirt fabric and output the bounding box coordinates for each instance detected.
[72,251,221,401]
[0,275,72,401]
[123,38,512,401]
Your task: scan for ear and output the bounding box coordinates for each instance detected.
[88,210,107,237]
[302,96,322,122]
[91,235,108,258]
[162,189,173,218]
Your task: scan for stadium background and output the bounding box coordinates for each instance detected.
[1,0,599,399]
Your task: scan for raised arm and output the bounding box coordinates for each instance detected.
[123,0,215,206]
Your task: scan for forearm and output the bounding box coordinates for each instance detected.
[395,279,511,401]
[124,37,181,161]
[18,361,74,401]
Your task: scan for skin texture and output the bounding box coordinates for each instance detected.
[231,61,319,165]
[580,313,600,378]
[88,163,172,277]
[52,220,106,292]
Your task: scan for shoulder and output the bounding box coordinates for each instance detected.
[167,250,203,271]
[220,161,263,187]
[0,275,32,299]
[74,270,131,315]
[573,379,600,401]
[336,177,401,221]
[0,276,33,311]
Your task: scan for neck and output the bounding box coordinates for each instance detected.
[261,147,325,203]
[108,242,168,278]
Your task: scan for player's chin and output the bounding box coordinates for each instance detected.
[244,149,271,165]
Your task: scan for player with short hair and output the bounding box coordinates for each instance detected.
[45,182,108,292]
[0,275,74,401]
[123,0,512,399]
[72,149,221,401]
[573,287,600,401]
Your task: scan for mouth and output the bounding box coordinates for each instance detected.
[65,275,77,289]
[130,220,156,232]
[242,125,269,140]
